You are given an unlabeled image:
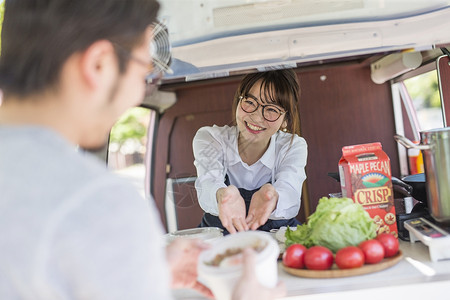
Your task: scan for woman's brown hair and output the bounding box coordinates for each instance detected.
[232,68,301,137]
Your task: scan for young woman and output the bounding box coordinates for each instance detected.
[193,69,308,234]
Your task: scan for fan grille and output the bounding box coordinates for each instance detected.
[150,22,172,74]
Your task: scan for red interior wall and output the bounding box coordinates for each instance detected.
[153,80,237,229]
[152,63,400,230]
[298,64,400,214]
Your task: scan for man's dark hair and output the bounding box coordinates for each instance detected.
[0,0,160,98]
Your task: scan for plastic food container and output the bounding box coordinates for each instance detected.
[165,227,223,244]
[197,231,279,300]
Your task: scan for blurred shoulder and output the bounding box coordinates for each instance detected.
[195,125,237,142]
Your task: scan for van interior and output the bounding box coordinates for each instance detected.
[103,0,450,233]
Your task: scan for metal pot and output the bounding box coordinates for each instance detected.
[395,128,450,222]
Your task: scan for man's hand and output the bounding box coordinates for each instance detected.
[166,239,214,298]
[232,248,286,300]
[217,185,248,234]
[246,184,278,230]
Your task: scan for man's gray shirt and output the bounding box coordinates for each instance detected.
[0,126,171,299]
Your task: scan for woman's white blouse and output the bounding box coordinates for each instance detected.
[193,125,307,220]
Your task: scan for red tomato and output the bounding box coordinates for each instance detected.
[304,246,334,270]
[359,239,385,264]
[335,246,365,269]
[282,244,307,269]
[376,233,400,257]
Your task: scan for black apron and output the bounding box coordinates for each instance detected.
[199,175,300,235]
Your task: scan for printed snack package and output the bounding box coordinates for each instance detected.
[339,142,398,237]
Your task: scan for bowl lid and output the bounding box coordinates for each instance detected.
[166,227,223,242]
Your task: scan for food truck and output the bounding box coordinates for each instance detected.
[102,0,450,298]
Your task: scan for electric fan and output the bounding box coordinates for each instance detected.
[150,21,172,76]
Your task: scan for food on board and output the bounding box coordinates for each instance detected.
[335,246,365,269]
[282,196,400,272]
[359,239,385,264]
[339,142,398,237]
[282,244,307,269]
[282,233,399,271]
[376,233,400,257]
[285,197,376,253]
[304,246,334,270]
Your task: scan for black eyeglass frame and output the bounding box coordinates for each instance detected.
[239,95,287,122]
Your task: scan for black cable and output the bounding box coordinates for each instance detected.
[440,47,450,58]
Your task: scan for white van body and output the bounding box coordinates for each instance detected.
[117,2,450,298]
[156,0,450,83]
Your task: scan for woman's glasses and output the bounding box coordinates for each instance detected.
[239,95,286,122]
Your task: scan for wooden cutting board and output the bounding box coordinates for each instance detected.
[282,251,403,278]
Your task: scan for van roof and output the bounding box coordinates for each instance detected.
[155,0,450,83]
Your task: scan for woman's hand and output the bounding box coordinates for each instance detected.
[217,185,248,234]
[166,239,214,299]
[246,184,278,230]
[232,248,286,300]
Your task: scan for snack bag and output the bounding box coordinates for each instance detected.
[339,142,398,237]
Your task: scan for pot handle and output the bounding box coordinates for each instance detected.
[391,176,414,194]
[394,134,430,150]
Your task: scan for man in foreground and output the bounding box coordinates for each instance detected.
[0,0,284,299]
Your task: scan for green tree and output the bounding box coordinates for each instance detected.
[404,71,441,108]
[0,0,4,53]
[109,107,149,148]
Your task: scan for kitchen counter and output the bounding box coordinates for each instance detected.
[280,240,450,299]
[172,240,450,299]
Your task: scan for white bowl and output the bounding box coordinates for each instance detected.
[198,231,279,300]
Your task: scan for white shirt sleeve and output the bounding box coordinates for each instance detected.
[270,136,308,219]
[193,127,227,216]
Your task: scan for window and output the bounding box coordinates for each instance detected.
[403,70,444,131]
[392,66,445,176]
[108,106,152,198]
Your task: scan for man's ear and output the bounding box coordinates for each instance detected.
[79,40,117,89]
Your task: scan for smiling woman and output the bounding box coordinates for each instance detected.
[193,69,307,235]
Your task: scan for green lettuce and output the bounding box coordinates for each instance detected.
[285,197,376,253]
